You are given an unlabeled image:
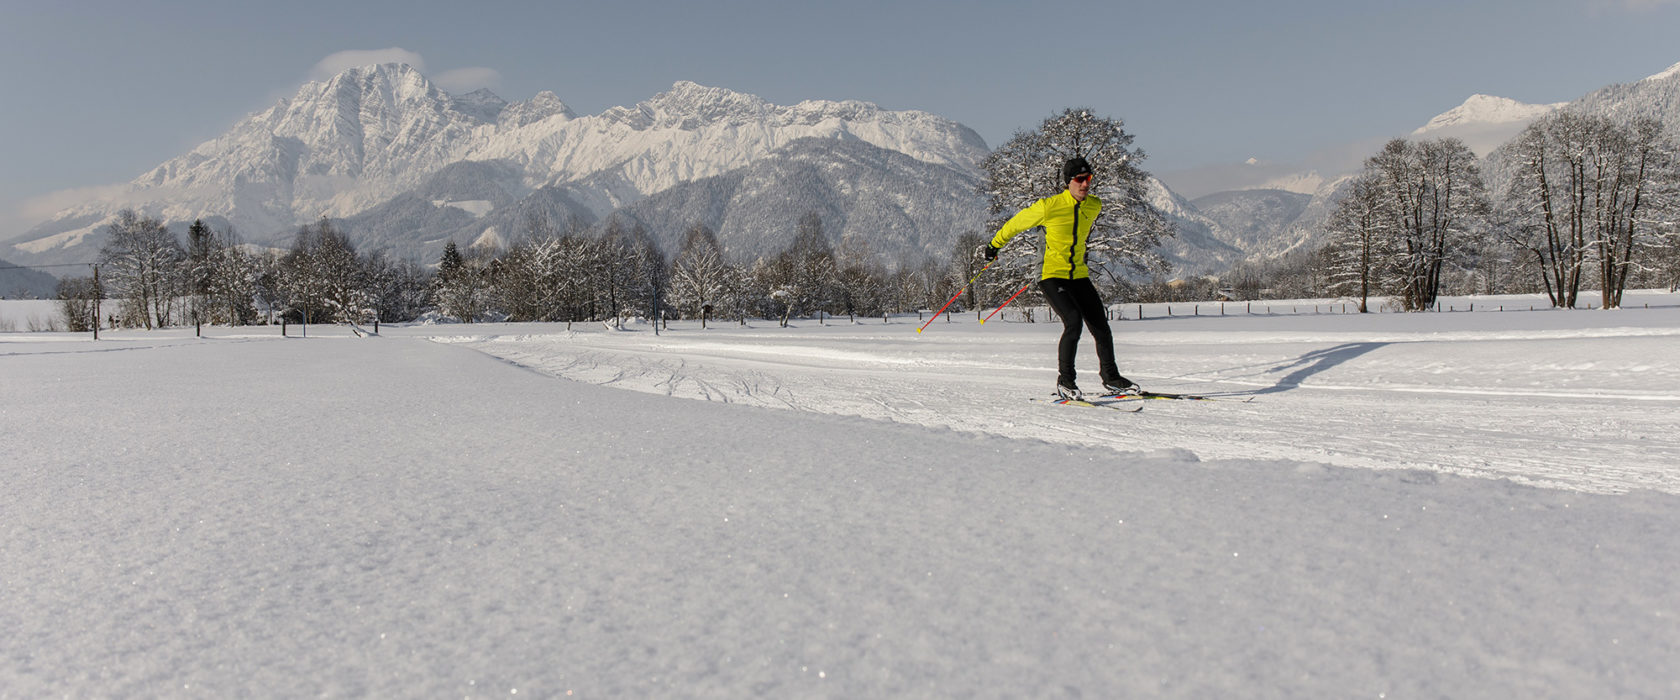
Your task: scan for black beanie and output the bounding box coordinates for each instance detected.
[1061,157,1093,183]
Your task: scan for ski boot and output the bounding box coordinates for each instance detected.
[1101,378,1141,397]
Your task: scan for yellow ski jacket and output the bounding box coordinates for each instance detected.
[988,190,1102,280]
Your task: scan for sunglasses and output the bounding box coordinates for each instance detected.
[1071,173,1093,184]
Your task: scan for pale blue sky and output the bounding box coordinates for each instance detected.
[3,0,1678,238]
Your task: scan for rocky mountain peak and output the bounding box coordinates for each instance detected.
[498,91,574,129]
[452,88,510,124]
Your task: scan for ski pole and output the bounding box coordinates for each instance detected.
[980,280,1033,325]
[917,258,996,333]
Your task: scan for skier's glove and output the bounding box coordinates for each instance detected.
[979,244,999,261]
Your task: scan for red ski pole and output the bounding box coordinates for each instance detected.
[980,280,1033,325]
[917,258,996,334]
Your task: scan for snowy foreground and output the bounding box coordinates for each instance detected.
[4,293,1679,697]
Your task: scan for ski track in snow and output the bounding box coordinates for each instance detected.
[439,310,1680,496]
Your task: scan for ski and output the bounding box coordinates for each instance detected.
[1095,390,1250,403]
[1030,397,1144,412]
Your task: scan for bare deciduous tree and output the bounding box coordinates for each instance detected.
[1501,112,1679,308]
[98,210,185,329]
[981,108,1174,295]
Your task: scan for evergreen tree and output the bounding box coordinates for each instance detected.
[185,219,216,324]
[439,240,465,284]
[433,240,488,322]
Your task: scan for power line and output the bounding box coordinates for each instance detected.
[0,262,100,271]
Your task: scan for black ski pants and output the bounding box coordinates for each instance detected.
[1038,276,1120,388]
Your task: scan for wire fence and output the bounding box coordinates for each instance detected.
[975,291,1680,324]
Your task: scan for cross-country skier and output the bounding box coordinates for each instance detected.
[981,156,1138,401]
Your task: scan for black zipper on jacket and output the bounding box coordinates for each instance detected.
[1067,195,1081,274]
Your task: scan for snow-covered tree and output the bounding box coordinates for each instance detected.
[900,256,949,314]
[1502,112,1679,308]
[980,108,1174,294]
[98,209,186,329]
[55,275,100,332]
[497,235,558,322]
[184,222,263,326]
[626,226,669,323]
[667,223,744,324]
[1323,176,1391,312]
[185,219,216,323]
[278,218,372,323]
[835,233,887,320]
[946,231,994,311]
[1365,137,1490,311]
[589,218,665,325]
[433,240,490,322]
[493,211,587,322]
[751,211,840,325]
[438,240,465,284]
[789,211,839,315]
[364,253,432,323]
[1594,117,1676,308]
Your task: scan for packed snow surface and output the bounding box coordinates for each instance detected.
[4,293,1678,697]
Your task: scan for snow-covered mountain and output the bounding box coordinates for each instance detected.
[1145,179,1244,275]
[1411,94,1565,156]
[1564,60,1680,139]
[1248,169,1325,196]
[1412,94,1563,136]
[1480,59,1680,200]
[5,63,989,270]
[1189,189,1313,254]
[613,138,986,265]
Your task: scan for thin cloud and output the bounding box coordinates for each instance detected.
[308,48,427,81]
[18,184,133,222]
[433,67,503,94]
[304,49,500,94]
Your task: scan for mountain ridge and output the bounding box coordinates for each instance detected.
[6,63,989,271]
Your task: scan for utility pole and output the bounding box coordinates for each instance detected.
[92,264,101,340]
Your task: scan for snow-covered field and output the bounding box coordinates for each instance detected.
[4,292,1678,697]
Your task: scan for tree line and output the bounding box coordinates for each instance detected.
[56,208,1001,331]
[1319,111,1680,311]
[58,213,432,331]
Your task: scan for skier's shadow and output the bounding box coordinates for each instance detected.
[1252,342,1389,395]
